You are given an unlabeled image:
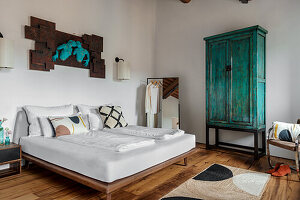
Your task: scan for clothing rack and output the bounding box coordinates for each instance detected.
[146,77,181,129]
[150,80,162,87]
[147,78,163,84]
[147,78,162,88]
[147,77,178,84]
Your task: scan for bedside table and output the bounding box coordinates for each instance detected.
[0,143,22,178]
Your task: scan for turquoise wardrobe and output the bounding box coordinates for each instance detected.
[204,26,267,160]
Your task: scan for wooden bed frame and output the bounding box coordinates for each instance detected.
[23,148,198,200]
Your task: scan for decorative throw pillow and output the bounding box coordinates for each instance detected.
[39,114,89,137]
[77,104,103,130]
[99,106,128,129]
[49,114,89,137]
[24,105,74,136]
[271,121,300,142]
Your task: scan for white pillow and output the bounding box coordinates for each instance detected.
[39,117,54,137]
[77,104,104,131]
[24,105,73,136]
[39,114,89,137]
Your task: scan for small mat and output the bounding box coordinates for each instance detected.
[161,164,270,200]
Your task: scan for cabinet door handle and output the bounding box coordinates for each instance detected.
[225,65,231,71]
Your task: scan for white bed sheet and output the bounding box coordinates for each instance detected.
[57,131,155,152]
[20,134,195,183]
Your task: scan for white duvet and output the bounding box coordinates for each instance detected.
[57,131,155,152]
[103,125,185,140]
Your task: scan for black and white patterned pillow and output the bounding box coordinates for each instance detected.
[99,106,128,129]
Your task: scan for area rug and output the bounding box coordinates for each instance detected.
[161,164,270,200]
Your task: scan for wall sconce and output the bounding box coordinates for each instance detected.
[115,57,130,80]
[0,32,14,69]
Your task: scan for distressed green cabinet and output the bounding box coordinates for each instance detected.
[204,26,267,159]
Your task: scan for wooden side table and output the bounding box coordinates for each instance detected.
[0,143,22,178]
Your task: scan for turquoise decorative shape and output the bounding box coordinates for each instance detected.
[52,40,90,67]
[5,136,10,145]
[52,40,77,61]
[73,41,90,67]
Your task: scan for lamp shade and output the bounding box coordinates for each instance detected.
[117,60,130,80]
[0,38,14,68]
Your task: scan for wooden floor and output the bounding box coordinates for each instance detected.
[0,144,299,200]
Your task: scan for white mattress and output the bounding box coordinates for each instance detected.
[20,134,195,183]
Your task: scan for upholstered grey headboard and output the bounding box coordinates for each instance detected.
[12,106,78,144]
[13,109,29,144]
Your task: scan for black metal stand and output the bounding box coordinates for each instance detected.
[206,124,266,160]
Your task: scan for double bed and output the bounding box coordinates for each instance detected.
[13,110,197,200]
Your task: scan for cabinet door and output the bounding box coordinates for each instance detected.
[207,40,228,123]
[229,35,253,125]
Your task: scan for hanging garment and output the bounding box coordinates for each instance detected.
[157,85,163,128]
[145,83,160,114]
[145,83,151,114]
[145,83,161,128]
[147,113,155,128]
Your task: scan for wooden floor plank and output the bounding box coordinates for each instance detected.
[14,193,39,200]
[0,175,68,199]
[0,145,299,200]
[34,178,78,198]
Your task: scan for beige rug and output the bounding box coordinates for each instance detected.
[161,164,270,200]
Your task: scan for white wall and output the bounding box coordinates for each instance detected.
[154,0,300,158]
[0,0,157,132]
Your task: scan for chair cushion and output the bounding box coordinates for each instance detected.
[271,121,300,142]
[268,139,299,151]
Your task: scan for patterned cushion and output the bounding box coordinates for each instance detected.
[271,121,300,142]
[99,106,128,129]
[49,114,89,137]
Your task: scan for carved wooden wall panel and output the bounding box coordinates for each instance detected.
[25,16,105,78]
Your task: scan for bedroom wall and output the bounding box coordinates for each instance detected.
[154,0,300,159]
[0,0,157,132]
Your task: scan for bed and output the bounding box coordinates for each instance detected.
[13,110,197,200]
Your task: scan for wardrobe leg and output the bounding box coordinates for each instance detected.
[206,126,210,150]
[254,131,259,160]
[262,130,266,156]
[215,128,219,147]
